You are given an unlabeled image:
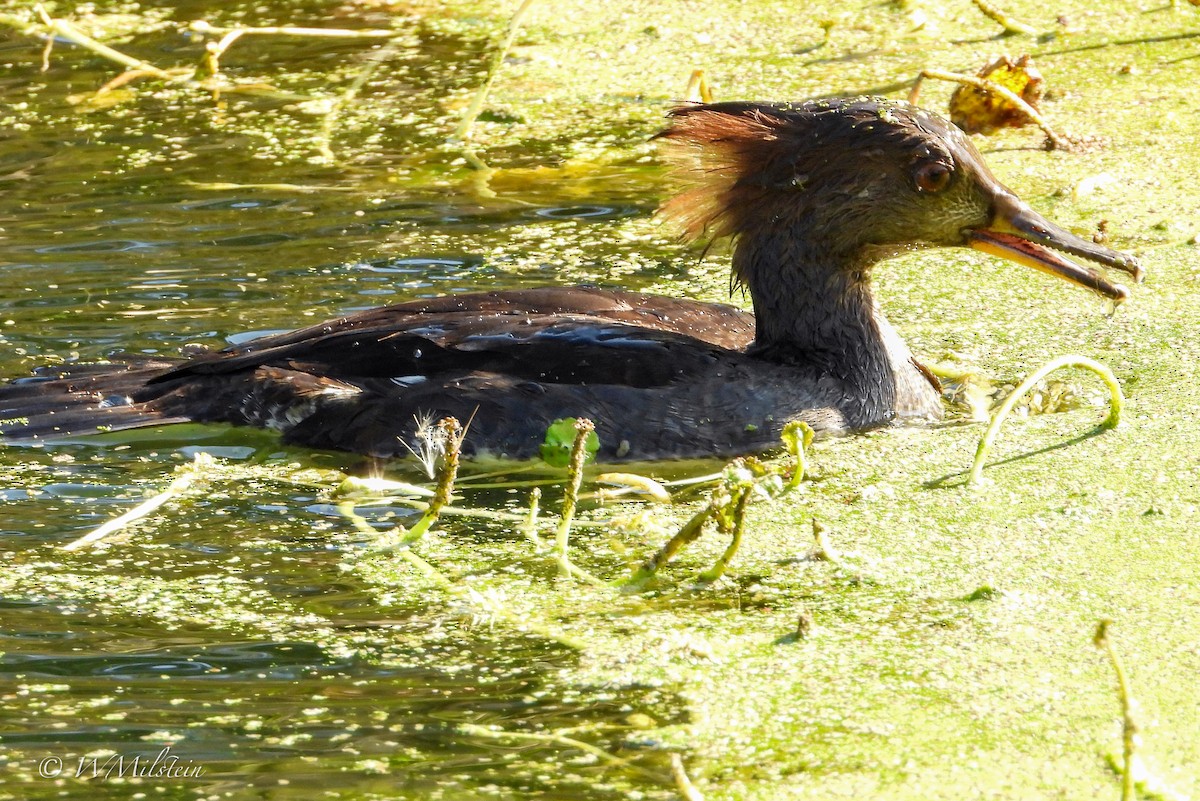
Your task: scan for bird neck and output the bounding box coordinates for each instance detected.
[736,234,906,426]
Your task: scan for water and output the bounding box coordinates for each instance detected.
[0,4,704,798]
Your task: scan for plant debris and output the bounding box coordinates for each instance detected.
[948,55,1045,135]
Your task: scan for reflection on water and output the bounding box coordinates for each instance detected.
[0,4,699,799]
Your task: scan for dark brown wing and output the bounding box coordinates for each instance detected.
[1,287,786,459]
[162,286,754,382]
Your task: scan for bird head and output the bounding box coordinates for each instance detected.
[657,97,1142,302]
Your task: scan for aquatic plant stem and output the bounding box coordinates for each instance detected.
[684,69,713,103]
[339,502,448,584]
[523,487,606,587]
[555,418,594,579]
[1094,620,1139,801]
[969,355,1123,485]
[340,501,586,650]
[405,417,464,541]
[61,454,212,551]
[699,485,750,582]
[624,427,815,588]
[453,0,538,143]
[313,33,409,163]
[623,505,712,589]
[521,487,544,548]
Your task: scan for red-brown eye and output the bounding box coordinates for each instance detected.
[914,161,952,193]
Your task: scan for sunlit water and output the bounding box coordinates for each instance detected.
[0,4,708,798]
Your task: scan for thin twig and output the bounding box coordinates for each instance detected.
[670,753,706,801]
[970,0,1038,36]
[35,4,172,78]
[453,0,538,142]
[458,723,665,781]
[188,20,400,38]
[61,454,212,551]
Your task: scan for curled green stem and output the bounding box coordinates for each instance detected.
[782,420,815,490]
[969,355,1123,485]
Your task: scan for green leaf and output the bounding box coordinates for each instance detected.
[540,417,600,468]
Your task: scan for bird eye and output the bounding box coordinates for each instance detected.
[914,161,952,193]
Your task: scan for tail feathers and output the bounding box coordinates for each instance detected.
[0,360,188,442]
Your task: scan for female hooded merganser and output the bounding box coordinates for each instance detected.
[0,98,1142,461]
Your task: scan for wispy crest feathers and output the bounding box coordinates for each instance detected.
[655,104,790,243]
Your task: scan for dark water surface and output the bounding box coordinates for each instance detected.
[0,3,700,798]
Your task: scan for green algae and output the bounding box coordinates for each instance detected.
[1,1,1199,800]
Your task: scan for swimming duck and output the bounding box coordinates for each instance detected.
[0,98,1142,461]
